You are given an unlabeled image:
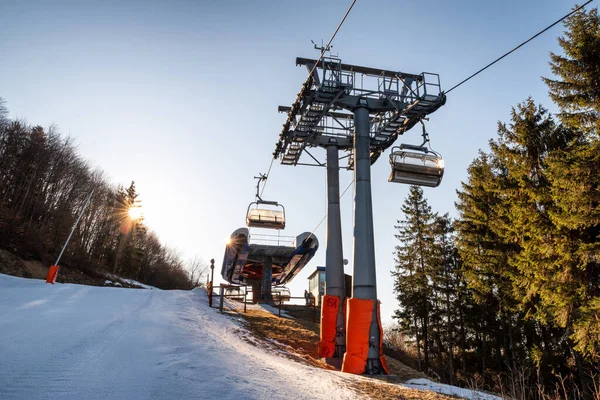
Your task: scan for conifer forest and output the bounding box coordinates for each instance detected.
[391,8,600,399]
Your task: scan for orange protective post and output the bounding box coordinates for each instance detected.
[318,295,340,358]
[343,297,347,327]
[341,298,374,374]
[377,301,390,374]
[46,265,59,284]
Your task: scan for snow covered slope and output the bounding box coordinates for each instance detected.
[0,274,502,400]
[0,274,359,400]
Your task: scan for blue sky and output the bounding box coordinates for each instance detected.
[0,0,581,322]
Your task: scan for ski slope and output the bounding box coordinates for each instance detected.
[0,274,502,400]
[0,274,359,400]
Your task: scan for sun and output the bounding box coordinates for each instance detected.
[128,206,143,220]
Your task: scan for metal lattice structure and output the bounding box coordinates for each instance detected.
[272,53,446,375]
[274,56,446,168]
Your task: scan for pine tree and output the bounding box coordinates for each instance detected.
[455,151,524,381]
[543,7,600,134]
[429,213,460,384]
[489,98,582,386]
[545,135,600,360]
[113,181,145,277]
[455,152,514,305]
[393,185,436,372]
[489,99,572,317]
[541,7,600,360]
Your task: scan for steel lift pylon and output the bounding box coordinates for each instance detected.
[273,53,446,374]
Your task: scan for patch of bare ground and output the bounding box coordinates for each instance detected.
[236,309,335,370]
[0,248,142,288]
[229,304,459,400]
[348,379,460,400]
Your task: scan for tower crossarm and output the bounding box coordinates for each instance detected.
[273,57,446,168]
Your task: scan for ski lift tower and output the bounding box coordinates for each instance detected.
[273,53,446,374]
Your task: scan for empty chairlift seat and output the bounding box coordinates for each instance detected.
[388,144,444,187]
[246,201,286,230]
[272,286,291,302]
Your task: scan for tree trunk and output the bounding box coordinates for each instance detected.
[423,314,430,373]
[414,315,422,372]
[446,287,455,385]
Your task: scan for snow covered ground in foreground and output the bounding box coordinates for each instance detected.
[0,274,358,400]
[0,274,502,400]
[104,273,158,289]
[404,378,502,400]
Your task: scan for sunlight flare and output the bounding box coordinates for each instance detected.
[128,206,143,220]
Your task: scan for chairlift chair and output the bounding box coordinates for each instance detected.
[388,144,444,187]
[272,286,291,302]
[246,174,286,230]
[246,200,286,230]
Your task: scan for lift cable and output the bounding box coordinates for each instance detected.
[446,0,594,94]
[306,0,358,79]
[306,178,354,240]
[259,158,275,198]
[260,0,358,199]
[302,1,594,241]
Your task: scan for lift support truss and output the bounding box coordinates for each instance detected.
[272,54,446,375]
[273,56,446,168]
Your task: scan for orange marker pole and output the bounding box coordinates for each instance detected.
[46,190,94,284]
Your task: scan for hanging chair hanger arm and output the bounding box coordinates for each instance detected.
[399,119,430,152]
[419,119,430,148]
[254,174,267,202]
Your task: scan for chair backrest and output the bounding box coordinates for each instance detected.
[246,206,286,230]
[389,148,444,187]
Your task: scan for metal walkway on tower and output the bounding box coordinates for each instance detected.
[273,56,446,168]
[271,52,446,374]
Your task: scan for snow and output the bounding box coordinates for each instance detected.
[104,274,158,289]
[0,274,502,400]
[0,274,357,400]
[121,278,157,289]
[404,378,503,400]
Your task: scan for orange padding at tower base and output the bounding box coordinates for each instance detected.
[341,298,373,374]
[341,298,390,375]
[46,265,59,284]
[377,301,390,374]
[318,295,340,358]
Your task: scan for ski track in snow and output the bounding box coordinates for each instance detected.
[0,274,359,400]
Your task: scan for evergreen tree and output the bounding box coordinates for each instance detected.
[429,213,460,384]
[489,99,570,316]
[541,7,600,360]
[545,134,600,360]
[455,151,524,382]
[543,7,600,134]
[393,185,436,372]
[113,181,145,277]
[490,99,579,386]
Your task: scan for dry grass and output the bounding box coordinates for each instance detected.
[0,248,143,288]
[348,379,459,400]
[238,309,334,370]
[385,356,429,381]
[21,259,48,279]
[227,303,460,400]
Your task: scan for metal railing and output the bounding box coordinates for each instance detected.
[248,233,295,247]
[206,285,318,323]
